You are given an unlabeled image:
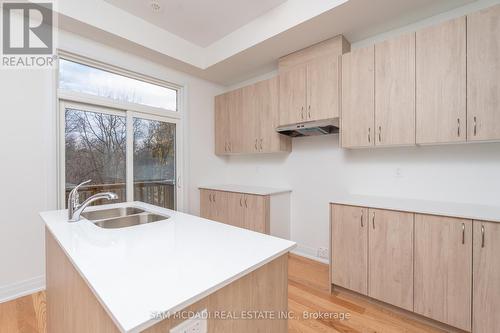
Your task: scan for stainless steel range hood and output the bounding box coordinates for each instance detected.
[276,118,339,137]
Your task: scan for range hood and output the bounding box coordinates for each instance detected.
[276,118,339,137]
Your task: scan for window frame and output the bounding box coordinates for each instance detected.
[56,54,184,211]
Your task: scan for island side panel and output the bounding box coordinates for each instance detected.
[46,228,120,333]
[46,227,288,333]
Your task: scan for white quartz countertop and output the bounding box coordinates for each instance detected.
[198,184,291,196]
[331,194,500,223]
[40,202,296,333]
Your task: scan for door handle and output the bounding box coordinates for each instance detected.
[462,223,465,245]
[481,225,485,248]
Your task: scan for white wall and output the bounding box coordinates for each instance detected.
[0,13,225,301]
[188,0,500,261]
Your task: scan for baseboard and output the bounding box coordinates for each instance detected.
[0,275,46,303]
[290,244,329,264]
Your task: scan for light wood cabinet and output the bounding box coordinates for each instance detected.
[375,33,416,146]
[341,46,375,148]
[467,4,500,142]
[416,17,467,144]
[473,221,500,333]
[279,65,307,126]
[214,77,291,155]
[200,188,289,236]
[331,204,368,295]
[368,209,414,311]
[200,189,228,223]
[278,36,349,127]
[414,214,472,331]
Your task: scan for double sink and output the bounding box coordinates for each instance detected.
[81,207,169,229]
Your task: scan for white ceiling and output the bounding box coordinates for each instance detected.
[103,0,287,47]
[57,0,486,85]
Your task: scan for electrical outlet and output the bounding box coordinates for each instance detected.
[170,309,207,333]
[318,247,329,259]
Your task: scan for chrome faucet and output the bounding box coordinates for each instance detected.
[67,180,118,222]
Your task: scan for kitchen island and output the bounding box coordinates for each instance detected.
[40,202,295,333]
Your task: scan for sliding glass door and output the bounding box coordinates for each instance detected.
[60,102,179,210]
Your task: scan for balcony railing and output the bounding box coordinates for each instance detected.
[65,181,175,209]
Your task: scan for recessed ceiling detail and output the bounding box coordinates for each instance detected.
[104,0,287,47]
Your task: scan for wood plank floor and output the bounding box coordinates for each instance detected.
[0,254,447,332]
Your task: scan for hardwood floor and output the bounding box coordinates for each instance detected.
[1,254,448,333]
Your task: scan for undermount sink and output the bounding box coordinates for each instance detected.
[81,207,145,221]
[82,206,169,229]
[94,213,168,229]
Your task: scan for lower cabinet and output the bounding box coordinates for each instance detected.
[330,204,499,332]
[473,221,500,333]
[200,188,290,236]
[368,209,414,311]
[331,205,368,295]
[414,214,472,331]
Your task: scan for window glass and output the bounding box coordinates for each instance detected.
[59,59,177,111]
[133,118,176,209]
[65,108,126,206]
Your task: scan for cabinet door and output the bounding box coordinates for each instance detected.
[331,204,368,295]
[200,189,214,220]
[279,65,307,126]
[226,192,245,228]
[473,221,500,333]
[375,33,416,146]
[368,209,414,311]
[341,46,375,148]
[227,89,243,153]
[210,190,229,224]
[255,77,283,153]
[242,84,259,153]
[467,5,500,142]
[416,17,466,144]
[307,56,340,121]
[243,194,269,234]
[214,94,229,155]
[414,214,472,331]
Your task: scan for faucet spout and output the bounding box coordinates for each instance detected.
[67,182,118,222]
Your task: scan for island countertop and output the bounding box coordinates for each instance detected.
[40,202,296,333]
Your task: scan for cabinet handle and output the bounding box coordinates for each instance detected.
[474,116,477,136]
[255,139,258,150]
[244,197,248,208]
[378,126,382,143]
[308,105,311,119]
[209,194,212,202]
[301,106,304,120]
[368,128,371,143]
[481,225,485,248]
[457,118,461,137]
[213,194,216,203]
[360,210,364,227]
[229,142,232,152]
[372,213,375,229]
[260,138,263,151]
[240,197,243,207]
[462,223,465,245]
[224,143,227,152]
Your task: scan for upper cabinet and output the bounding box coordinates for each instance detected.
[341,46,375,148]
[278,36,350,127]
[416,17,467,144]
[342,33,416,148]
[214,77,291,155]
[375,33,416,146]
[467,4,500,142]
